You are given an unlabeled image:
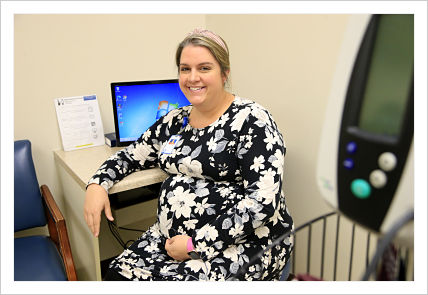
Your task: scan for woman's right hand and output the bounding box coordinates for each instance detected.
[84,184,114,237]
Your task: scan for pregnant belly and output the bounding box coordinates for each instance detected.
[157,174,244,238]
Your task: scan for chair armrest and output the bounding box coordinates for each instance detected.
[41,184,77,281]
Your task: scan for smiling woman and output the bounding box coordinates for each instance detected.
[84,28,294,281]
[178,45,234,127]
[176,29,234,128]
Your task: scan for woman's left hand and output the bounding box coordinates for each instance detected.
[165,235,191,261]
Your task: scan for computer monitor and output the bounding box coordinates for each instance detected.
[111,79,190,146]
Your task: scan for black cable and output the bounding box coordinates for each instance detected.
[108,220,126,248]
[117,225,146,249]
[107,220,146,250]
[232,211,337,280]
[125,240,136,248]
[118,226,146,233]
[361,209,414,281]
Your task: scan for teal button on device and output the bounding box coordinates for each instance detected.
[351,179,371,199]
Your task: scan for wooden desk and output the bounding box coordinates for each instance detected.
[54,145,167,281]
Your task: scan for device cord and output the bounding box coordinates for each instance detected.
[361,209,414,281]
[107,220,146,249]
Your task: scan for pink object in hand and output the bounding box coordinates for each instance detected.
[186,237,194,252]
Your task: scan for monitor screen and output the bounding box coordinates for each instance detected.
[357,14,413,137]
[111,79,190,146]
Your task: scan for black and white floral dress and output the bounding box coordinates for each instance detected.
[88,96,293,281]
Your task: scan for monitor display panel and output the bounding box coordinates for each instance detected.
[357,14,413,138]
[111,79,190,146]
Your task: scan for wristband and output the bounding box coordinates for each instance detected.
[186,237,194,252]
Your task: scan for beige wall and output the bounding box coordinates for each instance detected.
[207,14,351,225]
[15,14,356,277]
[14,14,206,210]
[15,13,350,220]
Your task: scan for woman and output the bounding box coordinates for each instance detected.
[84,28,293,281]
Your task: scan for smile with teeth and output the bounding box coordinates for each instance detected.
[189,86,205,91]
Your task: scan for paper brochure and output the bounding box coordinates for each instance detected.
[54,95,105,151]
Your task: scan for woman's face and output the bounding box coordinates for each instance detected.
[178,45,227,109]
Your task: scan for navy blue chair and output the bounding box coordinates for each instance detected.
[14,140,77,281]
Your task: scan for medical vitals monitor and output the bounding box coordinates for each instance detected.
[317,14,414,243]
[111,79,190,146]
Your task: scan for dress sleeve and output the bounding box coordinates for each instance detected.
[87,117,165,193]
[193,106,286,261]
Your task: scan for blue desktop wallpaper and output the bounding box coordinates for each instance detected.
[114,82,190,142]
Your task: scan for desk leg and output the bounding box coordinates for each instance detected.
[57,165,102,281]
